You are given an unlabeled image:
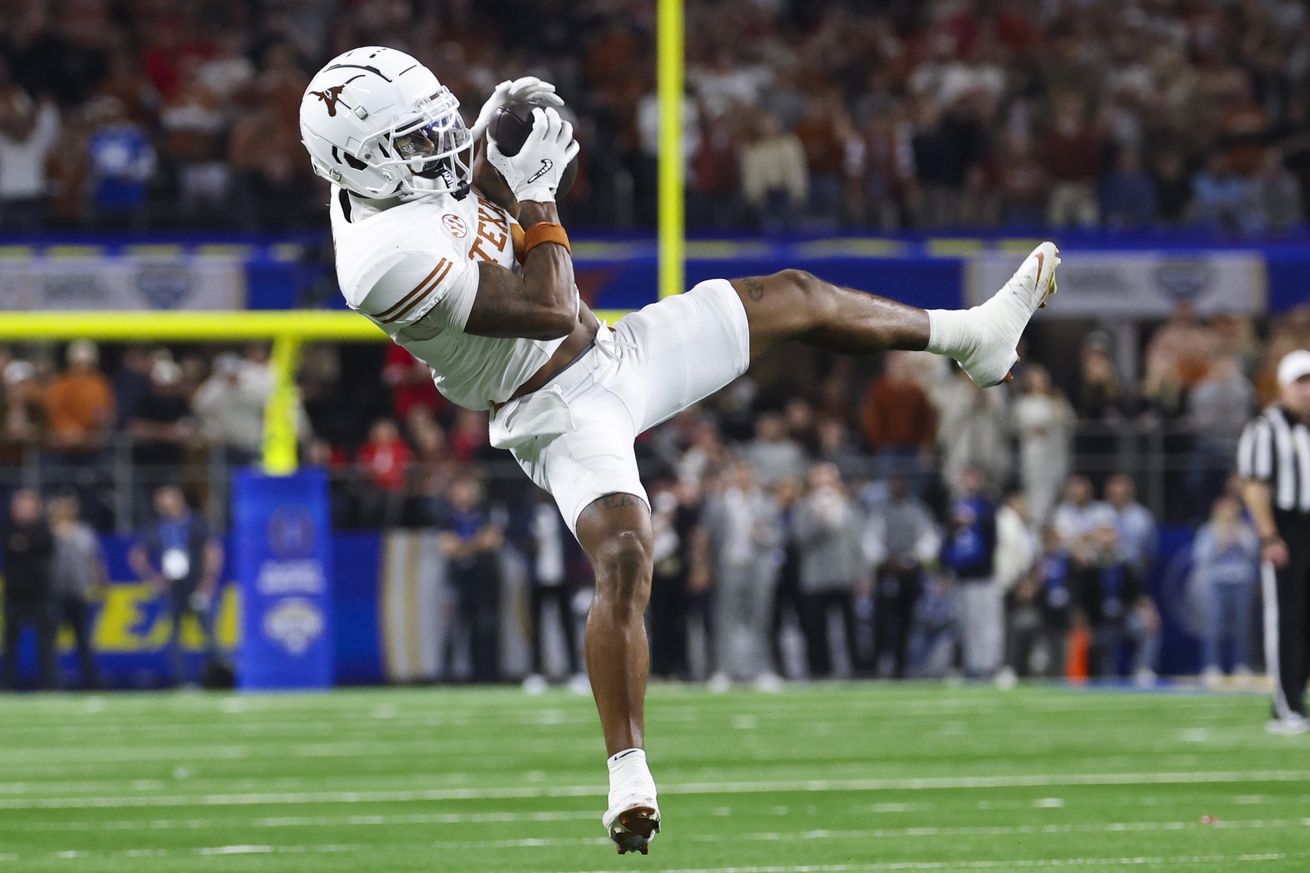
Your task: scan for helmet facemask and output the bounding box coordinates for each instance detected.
[362,86,473,199]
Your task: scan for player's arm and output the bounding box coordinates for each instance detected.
[464,200,576,340]
[464,107,580,340]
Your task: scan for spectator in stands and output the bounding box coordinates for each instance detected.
[1071,524,1160,682]
[994,489,1038,679]
[1191,494,1258,687]
[1053,475,1113,557]
[794,462,864,679]
[1074,339,1127,489]
[698,459,782,691]
[910,96,987,228]
[860,352,935,488]
[127,357,193,485]
[129,485,223,687]
[1032,525,1074,678]
[84,96,155,230]
[227,85,312,230]
[2,489,55,689]
[933,365,1009,496]
[1103,474,1158,581]
[44,340,113,521]
[1,359,44,462]
[520,489,585,695]
[1252,148,1304,235]
[1044,94,1103,228]
[192,353,267,466]
[648,479,700,681]
[45,340,113,456]
[942,465,1001,680]
[767,475,805,679]
[745,411,807,488]
[1152,152,1193,224]
[112,347,152,429]
[447,408,488,464]
[47,494,104,690]
[1100,148,1157,229]
[1012,364,1074,524]
[380,345,444,425]
[996,132,1047,227]
[739,111,807,232]
[160,59,228,224]
[356,418,410,528]
[0,63,59,233]
[689,101,742,230]
[1191,152,1257,235]
[1186,355,1255,511]
[815,416,867,481]
[436,475,505,683]
[862,474,939,679]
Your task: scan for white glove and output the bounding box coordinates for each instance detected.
[469,76,564,142]
[486,107,579,203]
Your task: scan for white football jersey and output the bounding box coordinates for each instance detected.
[330,185,577,411]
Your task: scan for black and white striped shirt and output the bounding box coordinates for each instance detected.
[1238,405,1310,513]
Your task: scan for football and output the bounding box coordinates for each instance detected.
[487,99,579,197]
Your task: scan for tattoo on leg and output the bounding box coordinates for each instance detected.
[744,277,765,302]
[599,494,636,511]
[580,493,638,521]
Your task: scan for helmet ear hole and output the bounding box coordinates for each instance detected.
[343,152,367,171]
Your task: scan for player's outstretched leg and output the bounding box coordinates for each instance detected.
[575,493,662,855]
[731,242,1060,386]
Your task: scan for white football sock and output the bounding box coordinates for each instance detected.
[925,307,981,360]
[607,748,652,791]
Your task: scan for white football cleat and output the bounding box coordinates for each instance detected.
[603,749,661,855]
[955,241,1060,388]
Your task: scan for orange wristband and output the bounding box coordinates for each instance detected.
[523,222,571,255]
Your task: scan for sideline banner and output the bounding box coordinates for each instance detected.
[965,250,1267,317]
[0,253,247,310]
[233,469,334,690]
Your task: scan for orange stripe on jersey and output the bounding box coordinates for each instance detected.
[378,259,452,324]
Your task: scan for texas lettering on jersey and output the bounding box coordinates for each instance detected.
[468,194,510,263]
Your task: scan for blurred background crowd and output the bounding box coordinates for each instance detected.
[4,298,1303,687]
[3,0,1310,233]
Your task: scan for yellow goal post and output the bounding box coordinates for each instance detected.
[0,309,632,475]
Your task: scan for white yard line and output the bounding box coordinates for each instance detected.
[0,840,1301,869]
[587,856,1295,873]
[1,769,1307,811]
[5,817,1306,845]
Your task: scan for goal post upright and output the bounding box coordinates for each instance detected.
[658,0,685,300]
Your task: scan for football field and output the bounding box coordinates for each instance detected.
[0,684,1306,873]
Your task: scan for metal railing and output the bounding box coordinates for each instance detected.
[0,418,1239,533]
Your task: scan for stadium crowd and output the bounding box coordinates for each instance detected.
[4,298,1307,687]
[2,0,1310,233]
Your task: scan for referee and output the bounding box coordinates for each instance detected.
[1237,350,1310,735]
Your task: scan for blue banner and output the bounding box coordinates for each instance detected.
[7,231,1310,314]
[232,469,334,690]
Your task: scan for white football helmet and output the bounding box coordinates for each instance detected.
[299,47,472,200]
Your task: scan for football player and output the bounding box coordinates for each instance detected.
[300,46,1059,855]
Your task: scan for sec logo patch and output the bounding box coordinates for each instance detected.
[442,214,468,239]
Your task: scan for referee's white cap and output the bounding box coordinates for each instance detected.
[1278,349,1310,386]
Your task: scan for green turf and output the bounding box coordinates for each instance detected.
[0,683,1307,872]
